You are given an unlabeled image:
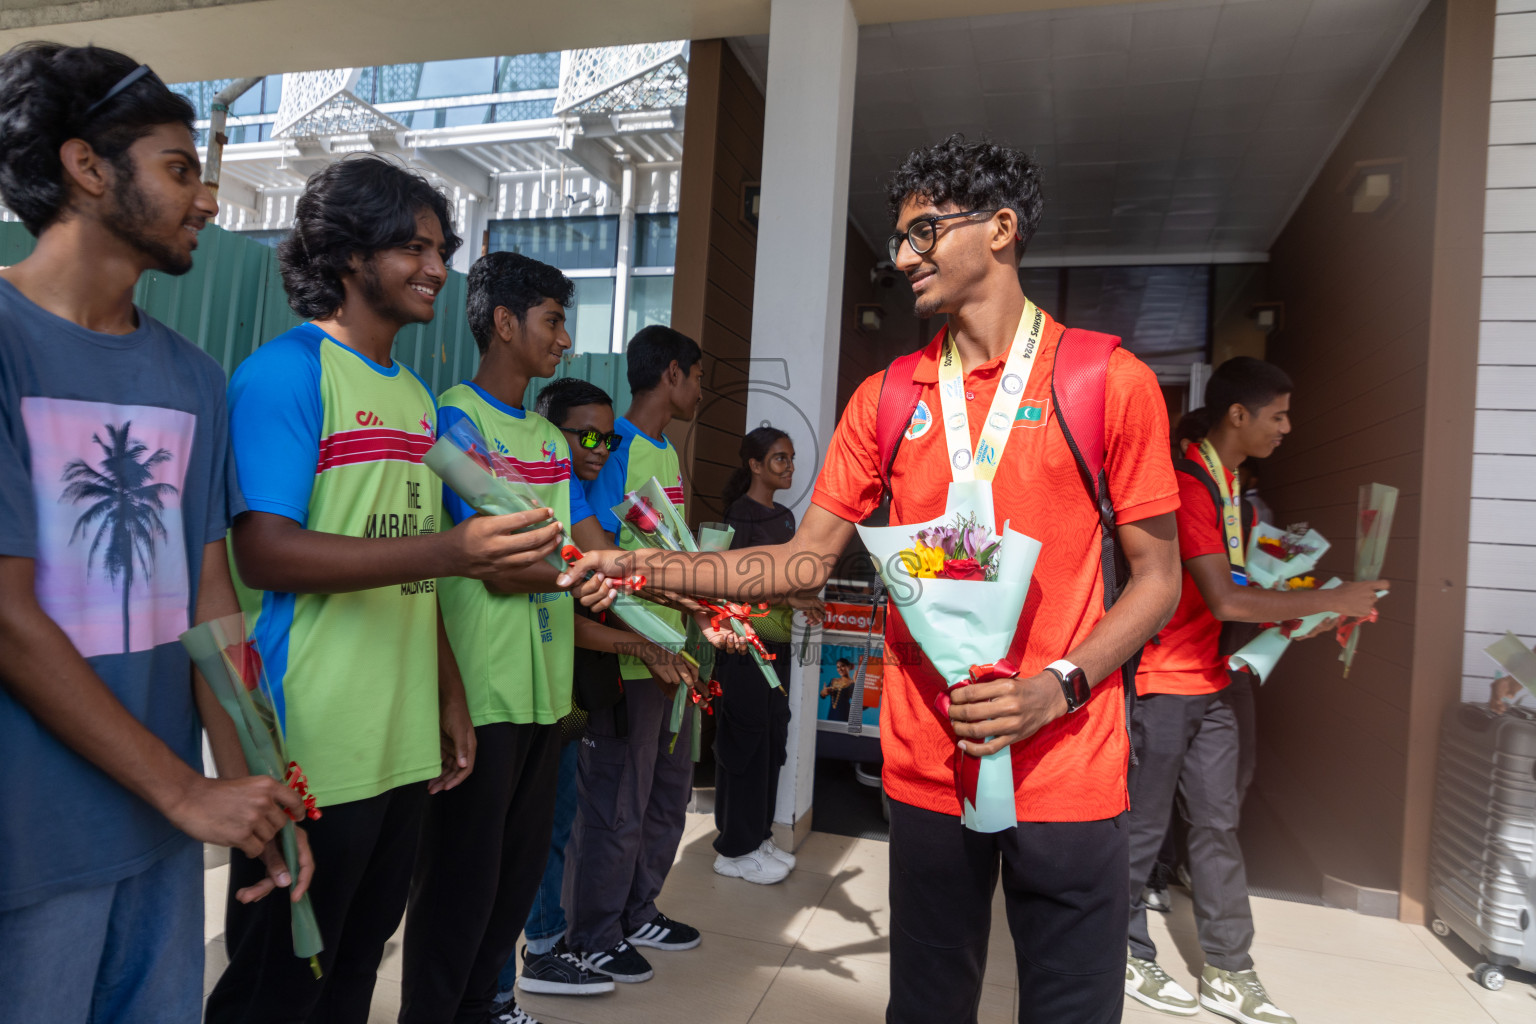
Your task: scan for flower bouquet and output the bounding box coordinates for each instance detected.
[1340,483,1397,676]
[1225,525,1334,683]
[1245,521,1330,589]
[181,613,323,977]
[857,480,1042,833]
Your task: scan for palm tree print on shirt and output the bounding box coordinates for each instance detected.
[60,422,180,654]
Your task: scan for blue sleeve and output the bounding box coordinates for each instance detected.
[588,446,629,543]
[227,333,322,526]
[196,351,244,543]
[436,404,477,527]
[567,470,594,526]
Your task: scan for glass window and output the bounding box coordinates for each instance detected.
[262,74,283,114]
[374,64,423,103]
[230,83,262,116]
[492,98,556,122]
[568,278,616,355]
[634,214,678,267]
[488,217,620,271]
[626,276,673,340]
[496,52,561,92]
[443,104,490,127]
[1061,265,1211,362]
[416,57,497,99]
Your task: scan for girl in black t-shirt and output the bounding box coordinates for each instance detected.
[711,428,799,885]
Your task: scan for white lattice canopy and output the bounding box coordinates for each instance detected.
[272,68,404,139]
[554,41,688,116]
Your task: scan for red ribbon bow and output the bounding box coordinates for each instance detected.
[931,658,1018,815]
[699,601,776,661]
[1335,608,1378,646]
[284,761,322,821]
[689,679,724,714]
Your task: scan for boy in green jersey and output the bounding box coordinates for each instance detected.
[207,158,572,1024]
[402,254,698,1024]
[562,326,711,984]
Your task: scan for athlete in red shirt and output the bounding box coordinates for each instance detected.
[1124,358,1385,1024]
[568,135,1183,1023]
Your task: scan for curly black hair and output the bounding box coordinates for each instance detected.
[278,155,462,319]
[535,377,612,426]
[466,250,575,354]
[0,42,195,236]
[885,133,1044,257]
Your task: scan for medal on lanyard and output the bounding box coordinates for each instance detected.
[935,300,1047,484]
[1195,438,1247,585]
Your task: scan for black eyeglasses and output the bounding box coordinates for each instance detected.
[561,427,621,452]
[886,209,999,263]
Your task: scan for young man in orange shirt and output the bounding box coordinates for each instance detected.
[1125,357,1385,1024]
[567,134,1184,1023]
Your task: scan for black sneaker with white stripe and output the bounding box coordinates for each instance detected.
[581,939,654,983]
[626,911,701,951]
[517,941,615,996]
[493,997,540,1024]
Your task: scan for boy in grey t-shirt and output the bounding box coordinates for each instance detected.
[0,43,310,1024]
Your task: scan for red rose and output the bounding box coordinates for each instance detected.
[624,499,664,534]
[224,639,263,691]
[937,558,986,581]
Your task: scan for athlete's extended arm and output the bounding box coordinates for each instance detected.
[481,516,614,609]
[1184,554,1386,623]
[0,553,303,858]
[232,506,563,594]
[560,503,857,605]
[947,510,1184,756]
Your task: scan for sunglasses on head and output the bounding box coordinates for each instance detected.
[560,427,621,452]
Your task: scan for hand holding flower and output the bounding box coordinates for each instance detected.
[946,670,1069,757]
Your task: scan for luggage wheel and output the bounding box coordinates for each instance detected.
[1430,918,1450,937]
[1473,963,1505,991]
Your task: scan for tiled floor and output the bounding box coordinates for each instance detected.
[203,812,1536,1023]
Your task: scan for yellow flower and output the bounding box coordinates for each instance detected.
[899,544,945,579]
[1286,575,1317,590]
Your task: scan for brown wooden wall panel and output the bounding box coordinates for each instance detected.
[1256,0,1447,894]
[671,39,765,523]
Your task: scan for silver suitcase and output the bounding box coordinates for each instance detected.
[1428,703,1536,990]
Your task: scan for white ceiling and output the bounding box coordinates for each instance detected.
[734,0,1429,264]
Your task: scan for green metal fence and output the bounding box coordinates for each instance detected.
[0,221,630,406]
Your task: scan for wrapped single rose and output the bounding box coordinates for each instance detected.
[858,480,1042,834]
[424,415,567,571]
[181,614,324,977]
[1340,483,1397,676]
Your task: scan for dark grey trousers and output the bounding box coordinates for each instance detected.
[563,675,695,952]
[1126,677,1256,972]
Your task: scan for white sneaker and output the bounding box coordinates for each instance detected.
[1126,956,1199,1016]
[759,838,796,870]
[714,848,789,884]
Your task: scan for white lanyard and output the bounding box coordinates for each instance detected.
[936,299,1047,483]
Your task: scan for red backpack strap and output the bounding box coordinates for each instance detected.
[874,348,926,498]
[1052,326,1140,762]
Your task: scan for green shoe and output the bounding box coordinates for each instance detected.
[1199,965,1296,1024]
[1125,956,1198,1016]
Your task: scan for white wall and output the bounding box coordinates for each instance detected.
[1463,0,1536,702]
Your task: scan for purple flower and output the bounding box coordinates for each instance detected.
[929,526,959,555]
[963,524,992,560]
